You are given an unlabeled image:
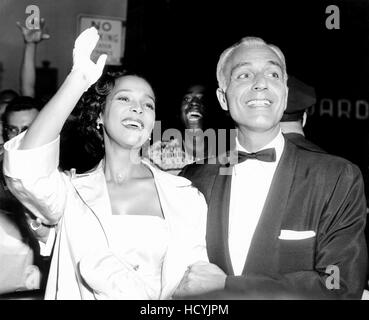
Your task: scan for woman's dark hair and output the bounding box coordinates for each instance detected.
[71,70,152,162]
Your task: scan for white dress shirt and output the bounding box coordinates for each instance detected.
[228,130,285,275]
[38,227,56,256]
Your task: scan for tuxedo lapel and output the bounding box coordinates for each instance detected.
[207,164,235,275]
[242,140,298,275]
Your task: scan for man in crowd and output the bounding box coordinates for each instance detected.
[0,96,54,295]
[0,18,53,297]
[178,37,368,299]
[281,75,324,153]
[148,83,217,174]
[0,90,18,153]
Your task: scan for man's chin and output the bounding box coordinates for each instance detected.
[237,120,280,133]
[185,119,203,129]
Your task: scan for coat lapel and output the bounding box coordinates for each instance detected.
[68,163,113,244]
[207,161,235,275]
[242,140,297,275]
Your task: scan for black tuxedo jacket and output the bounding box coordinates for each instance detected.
[284,132,326,153]
[180,138,368,299]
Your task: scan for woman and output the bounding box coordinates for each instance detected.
[3,27,208,299]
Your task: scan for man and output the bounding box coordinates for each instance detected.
[180,84,208,132]
[0,89,18,153]
[281,75,324,153]
[0,17,48,154]
[178,37,368,299]
[148,83,217,174]
[0,96,54,295]
[0,96,41,214]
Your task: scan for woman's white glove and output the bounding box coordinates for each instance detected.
[71,27,107,88]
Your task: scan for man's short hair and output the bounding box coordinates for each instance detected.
[216,37,288,90]
[2,96,42,123]
[0,89,18,104]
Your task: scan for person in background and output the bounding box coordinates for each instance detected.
[0,18,53,297]
[148,83,218,175]
[178,36,368,299]
[0,17,48,154]
[0,96,54,295]
[0,90,18,154]
[280,75,325,153]
[17,18,50,98]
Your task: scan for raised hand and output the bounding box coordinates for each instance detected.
[16,18,50,44]
[71,27,107,88]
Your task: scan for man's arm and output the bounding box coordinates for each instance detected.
[17,18,50,97]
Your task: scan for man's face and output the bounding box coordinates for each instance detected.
[219,45,288,134]
[4,109,39,141]
[180,85,207,129]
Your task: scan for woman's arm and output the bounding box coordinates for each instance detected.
[3,28,107,225]
[20,27,107,150]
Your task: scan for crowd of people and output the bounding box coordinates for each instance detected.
[0,20,368,300]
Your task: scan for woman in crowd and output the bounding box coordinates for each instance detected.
[3,27,208,299]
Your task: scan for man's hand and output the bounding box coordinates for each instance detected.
[174,261,227,298]
[16,18,50,44]
[71,27,107,88]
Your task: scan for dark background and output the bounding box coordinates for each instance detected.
[123,0,369,175]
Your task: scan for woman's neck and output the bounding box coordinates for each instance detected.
[103,144,145,184]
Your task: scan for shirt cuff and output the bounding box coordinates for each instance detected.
[38,227,56,257]
[3,132,60,180]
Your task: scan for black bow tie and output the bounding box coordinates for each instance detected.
[237,148,276,163]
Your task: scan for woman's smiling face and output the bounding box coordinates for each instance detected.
[100,75,156,149]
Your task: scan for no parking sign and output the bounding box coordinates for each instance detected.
[78,14,126,65]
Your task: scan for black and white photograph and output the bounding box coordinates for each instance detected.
[0,0,368,310]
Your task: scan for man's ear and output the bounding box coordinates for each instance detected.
[283,85,289,112]
[302,111,307,128]
[216,88,228,111]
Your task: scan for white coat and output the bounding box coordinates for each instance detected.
[3,133,208,299]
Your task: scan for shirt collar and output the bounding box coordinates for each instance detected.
[235,129,285,165]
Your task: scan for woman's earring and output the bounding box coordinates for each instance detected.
[97,121,102,129]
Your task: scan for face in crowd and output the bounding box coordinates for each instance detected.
[3,108,39,141]
[0,90,18,145]
[98,75,156,150]
[180,84,207,130]
[216,40,288,137]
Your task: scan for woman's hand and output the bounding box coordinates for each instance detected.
[71,27,107,88]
